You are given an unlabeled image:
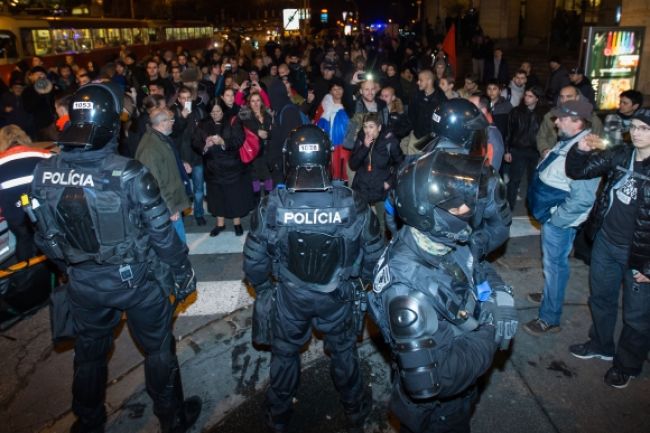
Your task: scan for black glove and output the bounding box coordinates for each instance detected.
[172,257,197,302]
[479,288,518,350]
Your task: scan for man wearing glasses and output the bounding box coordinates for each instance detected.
[565,108,650,389]
[524,99,600,336]
[136,108,192,243]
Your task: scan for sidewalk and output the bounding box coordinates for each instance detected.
[1,234,649,433]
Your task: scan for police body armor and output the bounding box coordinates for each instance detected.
[369,228,479,399]
[31,154,150,265]
[265,183,367,292]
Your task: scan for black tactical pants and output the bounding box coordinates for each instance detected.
[67,264,183,425]
[390,379,477,433]
[266,283,363,422]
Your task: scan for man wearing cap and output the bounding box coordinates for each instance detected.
[0,76,34,136]
[569,67,595,107]
[524,99,600,335]
[308,61,337,117]
[565,108,650,388]
[22,66,57,141]
[537,85,604,157]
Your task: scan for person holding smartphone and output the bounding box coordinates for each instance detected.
[172,86,208,226]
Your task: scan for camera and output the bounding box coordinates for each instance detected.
[224,64,232,71]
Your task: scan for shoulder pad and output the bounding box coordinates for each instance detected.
[135,170,162,204]
[388,289,439,339]
[122,159,146,184]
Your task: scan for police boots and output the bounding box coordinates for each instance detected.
[159,396,202,433]
[343,393,372,433]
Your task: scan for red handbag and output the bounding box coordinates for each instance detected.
[239,126,260,164]
[231,116,260,164]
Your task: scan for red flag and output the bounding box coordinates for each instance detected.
[442,23,457,76]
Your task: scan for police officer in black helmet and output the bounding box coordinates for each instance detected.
[29,83,201,433]
[243,124,384,433]
[372,99,517,432]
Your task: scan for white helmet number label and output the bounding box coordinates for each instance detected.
[72,101,94,110]
[299,144,319,152]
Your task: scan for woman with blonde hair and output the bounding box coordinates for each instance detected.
[0,125,52,260]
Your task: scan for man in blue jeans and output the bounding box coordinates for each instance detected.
[565,109,650,388]
[524,99,600,335]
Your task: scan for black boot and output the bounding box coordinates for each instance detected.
[265,410,291,433]
[343,393,372,433]
[159,396,202,433]
[70,417,106,433]
[234,224,244,236]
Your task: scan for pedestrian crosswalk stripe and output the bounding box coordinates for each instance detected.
[187,231,247,255]
[179,280,253,317]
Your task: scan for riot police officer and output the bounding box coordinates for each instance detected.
[29,83,201,433]
[243,125,384,433]
[371,99,517,433]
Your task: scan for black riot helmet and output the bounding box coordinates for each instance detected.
[283,124,333,191]
[57,83,123,151]
[394,150,487,244]
[421,98,488,154]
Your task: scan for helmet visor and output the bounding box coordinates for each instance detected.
[285,166,332,192]
[57,124,112,150]
[422,151,484,214]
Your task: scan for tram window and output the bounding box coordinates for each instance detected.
[24,29,53,56]
[52,29,76,53]
[179,28,188,40]
[120,28,133,45]
[92,28,107,48]
[187,28,195,39]
[106,28,121,47]
[132,28,144,44]
[74,29,93,52]
[0,31,18,59]
[148,28,159,43]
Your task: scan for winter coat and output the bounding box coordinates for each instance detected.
[349,129,404,203]
[135,127,190,215]
[566,143,650,275]
[192,116,246,185]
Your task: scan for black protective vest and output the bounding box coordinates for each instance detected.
[265,185,366,292]
[31,154,149,265]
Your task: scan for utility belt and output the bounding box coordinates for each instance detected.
[275,263,356,294]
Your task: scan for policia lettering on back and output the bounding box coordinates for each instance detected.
[277,207,349,225]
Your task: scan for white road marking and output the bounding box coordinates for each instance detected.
[510,216,541,237]
[180,280,253,316]
[187,231,247,255]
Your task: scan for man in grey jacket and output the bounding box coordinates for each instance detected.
[524,99,600,335]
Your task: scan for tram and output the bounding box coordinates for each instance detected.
[0,15,214,83]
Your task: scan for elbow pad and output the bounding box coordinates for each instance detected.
[135,171,171,230]
[389,291,442,399]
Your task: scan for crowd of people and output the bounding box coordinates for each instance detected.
[1,24,650,433]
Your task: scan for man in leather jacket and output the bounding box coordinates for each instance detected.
[368,149,517,433]
[504,85,547,210]
[30,83,201,433]
[243,125,384,433]
[566,108,650,389]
